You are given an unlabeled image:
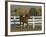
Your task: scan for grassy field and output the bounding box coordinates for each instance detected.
[11,25,42,32]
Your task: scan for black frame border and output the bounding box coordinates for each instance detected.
[5,1,45,36]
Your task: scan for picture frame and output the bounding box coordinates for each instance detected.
[5,1,45,36]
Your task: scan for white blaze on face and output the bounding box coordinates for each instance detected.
[23,14,25,17]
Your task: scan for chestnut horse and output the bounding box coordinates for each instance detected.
[14,7,31,27]
[20,14,30,28]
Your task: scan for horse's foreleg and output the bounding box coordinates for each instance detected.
[20,22,23,27]
[22,22,24,28]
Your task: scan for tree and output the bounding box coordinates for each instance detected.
[29,8,37,16]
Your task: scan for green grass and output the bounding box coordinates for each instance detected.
[11,25,42,32]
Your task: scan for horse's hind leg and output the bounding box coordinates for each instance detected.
[26,21,28,28]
